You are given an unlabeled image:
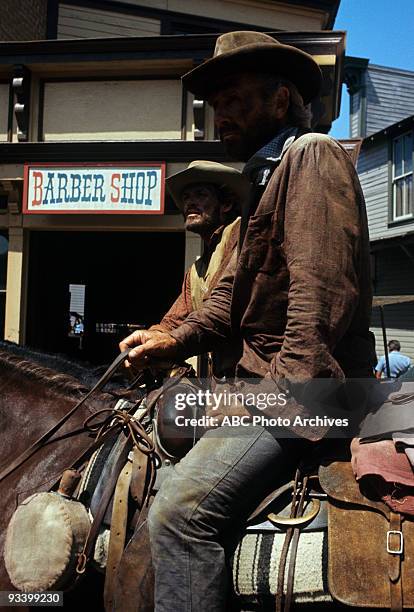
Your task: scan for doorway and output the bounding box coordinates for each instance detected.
[26,230,185,363]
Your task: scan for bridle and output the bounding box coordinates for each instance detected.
[0,351,139,482]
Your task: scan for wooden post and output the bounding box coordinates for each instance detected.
[379,305,391,378]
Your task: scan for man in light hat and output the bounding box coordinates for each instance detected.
[120,32,375,610]
[148,161,246,378]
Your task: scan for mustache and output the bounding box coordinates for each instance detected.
[184,207,203,217]
[219,123,240,139]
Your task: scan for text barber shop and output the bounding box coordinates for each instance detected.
[25,165,165,213]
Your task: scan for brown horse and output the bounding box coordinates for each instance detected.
[0,342,382,612]
[0,341,139,611]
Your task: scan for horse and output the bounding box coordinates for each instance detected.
[1,342,409,611]
[0,343,300,611]
[0,341,142,611]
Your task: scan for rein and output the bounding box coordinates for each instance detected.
[0,350,132,484]
[1,346,194,600]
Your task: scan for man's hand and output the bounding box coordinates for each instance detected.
[119,329,180,371]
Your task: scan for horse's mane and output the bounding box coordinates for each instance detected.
[0,341,127,398]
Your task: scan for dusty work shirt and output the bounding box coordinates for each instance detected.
[169,132,376,440]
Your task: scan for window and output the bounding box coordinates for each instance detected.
[392,132,413,221]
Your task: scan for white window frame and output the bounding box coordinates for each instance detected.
[392,131,413,222]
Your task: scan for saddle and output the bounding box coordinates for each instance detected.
[233,458,414,612]
[97,389,414,612]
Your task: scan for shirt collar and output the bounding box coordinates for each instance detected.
[209,224,225,247]
[243,126,299,186]
[201,224,226,257]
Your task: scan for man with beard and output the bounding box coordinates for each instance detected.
[148,161,247,378]
[120,32,376,611]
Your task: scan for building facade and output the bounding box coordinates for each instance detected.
[346,59,414,359]
[0,0,343,363]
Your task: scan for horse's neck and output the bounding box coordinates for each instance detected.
[0,368,114,465]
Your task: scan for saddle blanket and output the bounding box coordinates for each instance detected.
[232,531,333,604]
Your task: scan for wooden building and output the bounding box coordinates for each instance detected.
[0,0,344,363]
[346,59,414,358]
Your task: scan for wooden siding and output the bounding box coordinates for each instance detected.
[58,4,161,39]
[350,88,360,138]
[365,65,414,136]
[57,0,326,38]
[358,143,414,240]
[168,0,325,30]
[371,327,414,361]
[357,143,389,240]
[371,246,414,361]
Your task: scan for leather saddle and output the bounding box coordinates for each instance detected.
[85,380,414,612]
[233,449,413,611]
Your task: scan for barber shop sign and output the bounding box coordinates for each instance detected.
[23,163,165,214]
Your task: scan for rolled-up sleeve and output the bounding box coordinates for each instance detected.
[149,269,193,333]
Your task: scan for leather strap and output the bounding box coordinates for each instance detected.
[275,528,293,612]
[284,476,309,612]
[275,472,314,612]
[104,458,133,611]
[248,481,293,523]
[76,369,190,576]
[388,512,403,612]
[130,447,150,508]
[76,436,132,574]
[275,471,301,612]
[0,350,131,483]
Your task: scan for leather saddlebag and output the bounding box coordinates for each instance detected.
[4,492,91,592]
[319,461,414,609]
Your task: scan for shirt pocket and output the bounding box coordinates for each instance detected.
[239,211,283,274]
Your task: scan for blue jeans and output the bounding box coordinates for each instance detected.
[147,425,309,612]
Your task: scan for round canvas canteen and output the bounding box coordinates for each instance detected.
[4,491,91,591]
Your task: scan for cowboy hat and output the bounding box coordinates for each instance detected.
[166,160,249,211]
[182,31,322,104]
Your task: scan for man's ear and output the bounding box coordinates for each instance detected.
[221,201,233,214]
[274,86,290,120]
[220,192,238,222]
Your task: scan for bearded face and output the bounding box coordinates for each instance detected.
[208,73,288,162]
[181,183,222,238]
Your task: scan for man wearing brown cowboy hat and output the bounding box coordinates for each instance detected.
[148,161,247,377]
[120,31,376,610]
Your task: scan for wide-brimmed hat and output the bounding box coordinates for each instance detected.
[166,160,249,212]
[182,31,322,104]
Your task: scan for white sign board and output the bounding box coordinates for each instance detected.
[24,163,165,214]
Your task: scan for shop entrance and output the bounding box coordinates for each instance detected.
[26,230,185,364]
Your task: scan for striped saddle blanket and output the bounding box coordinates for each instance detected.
[231,496,333,607]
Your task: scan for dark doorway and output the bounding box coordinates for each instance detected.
[26,230,185,364]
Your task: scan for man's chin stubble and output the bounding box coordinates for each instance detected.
[221,137,250,162]
[185,220,205,234]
